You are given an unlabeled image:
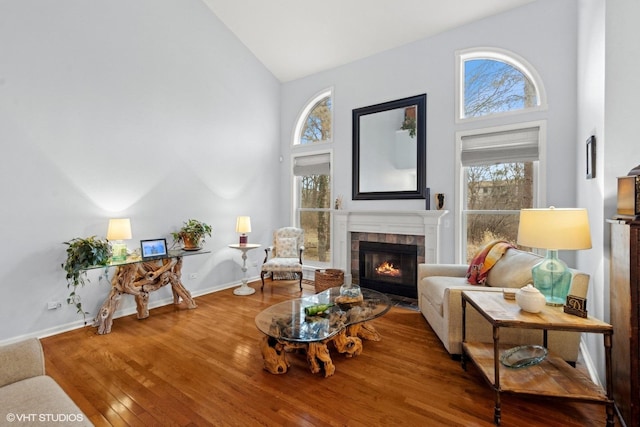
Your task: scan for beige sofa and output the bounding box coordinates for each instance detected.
[417,248,589,363]
[0,338,93,426]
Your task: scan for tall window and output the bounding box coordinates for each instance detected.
[293,152,331,265]
[294,89,332,145]
[457,48,546,121]
[458,126,542,261]
[456,49,546,262]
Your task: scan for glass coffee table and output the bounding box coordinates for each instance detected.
[255,287,391,377]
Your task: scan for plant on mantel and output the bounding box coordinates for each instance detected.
[400,116,417,138]
[61,236,112,321]
[171,219,213,250]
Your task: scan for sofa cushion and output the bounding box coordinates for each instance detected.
[0,376,92,426]
[466,240,515,285]
[0,338,44,388]
[486,248,542,288]
[421,276,474,316]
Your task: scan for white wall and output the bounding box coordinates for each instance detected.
[280,0,579,264]
[576,0,606,384]
[576,0,640,386]
[0,0,281,342]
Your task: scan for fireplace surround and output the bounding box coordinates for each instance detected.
[331,210,448,285]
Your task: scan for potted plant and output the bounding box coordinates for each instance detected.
[400,116,417,138]
[61,236,112,318]
[171,219,213,250]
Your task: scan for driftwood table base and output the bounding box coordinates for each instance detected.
[259,323,380,377]
[94,257,197,334]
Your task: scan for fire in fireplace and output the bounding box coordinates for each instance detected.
[358,241,418,298]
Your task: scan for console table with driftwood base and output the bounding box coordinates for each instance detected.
[90,250,207,334]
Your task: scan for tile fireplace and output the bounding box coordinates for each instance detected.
[358,240,418,298]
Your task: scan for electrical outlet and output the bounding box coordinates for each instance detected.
[47,301,62,310]
[189,273,198,280]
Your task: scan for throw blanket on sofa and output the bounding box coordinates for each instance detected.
[466,240,516,285]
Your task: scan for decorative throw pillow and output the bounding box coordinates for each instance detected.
[466,240,515,285]
[276,237,298,258]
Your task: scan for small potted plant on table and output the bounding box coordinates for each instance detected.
[171,219,213,250]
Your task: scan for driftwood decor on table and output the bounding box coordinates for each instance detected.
[94,257,197,334]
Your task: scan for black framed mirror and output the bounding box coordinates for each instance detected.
[352,94,427,200]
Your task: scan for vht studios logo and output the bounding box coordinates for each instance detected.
[5,413,85,423]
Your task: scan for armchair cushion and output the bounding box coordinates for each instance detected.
[276,237,298,258]
[262,257,302,272]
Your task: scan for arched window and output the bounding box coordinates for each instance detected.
[294,89,332,145]
[457,48,546,121]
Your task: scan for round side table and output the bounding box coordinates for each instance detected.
[228,243,261,296]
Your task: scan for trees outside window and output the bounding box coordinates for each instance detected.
[457,49,545,261]
[295,89,332,145]
[297,171,331,263]
[457,48,546,121]
[292,89,333,265]
[464,162,534,261]
[464,59,537,118]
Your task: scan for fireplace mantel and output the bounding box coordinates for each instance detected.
[331,210,448,274]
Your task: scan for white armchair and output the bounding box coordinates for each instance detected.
[260,227,304,291]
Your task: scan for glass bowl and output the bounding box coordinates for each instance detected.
[500,345,548,369]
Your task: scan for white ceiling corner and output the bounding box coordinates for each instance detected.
[201,0,536,82]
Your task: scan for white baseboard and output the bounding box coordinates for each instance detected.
[579,338,602,387]
[0,278,257,347]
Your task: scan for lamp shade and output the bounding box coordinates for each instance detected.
[235,216,251,234]
[517,207,591,250]
[107,218,132,241]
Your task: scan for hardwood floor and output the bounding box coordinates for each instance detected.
[41,280,614,426]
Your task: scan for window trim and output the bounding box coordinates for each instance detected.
[290,148,334,268]
[454,121,547,262]
[455,47,548,123]
[292,87,334,147]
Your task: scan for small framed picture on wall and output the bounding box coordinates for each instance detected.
[586,135,596,179]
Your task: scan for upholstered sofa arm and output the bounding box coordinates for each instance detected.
[418,264,468,281]
[0,338,45,388]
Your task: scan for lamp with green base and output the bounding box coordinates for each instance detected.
[517,207,592,306]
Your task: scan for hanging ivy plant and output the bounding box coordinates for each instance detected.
[61,236,112,319]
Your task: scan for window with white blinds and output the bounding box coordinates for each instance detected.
[457,123,544,262]
[293,153,331,176]
[460,126,539,166]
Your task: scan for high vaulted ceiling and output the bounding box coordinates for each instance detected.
[202,0,536,82]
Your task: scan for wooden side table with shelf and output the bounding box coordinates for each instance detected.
[460,290,614,426]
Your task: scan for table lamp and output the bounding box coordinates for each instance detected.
[107,218,132,262]
[236,216,251,245]
[517,207,591,306]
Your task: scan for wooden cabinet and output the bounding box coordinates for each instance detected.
[609,219,640,427]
